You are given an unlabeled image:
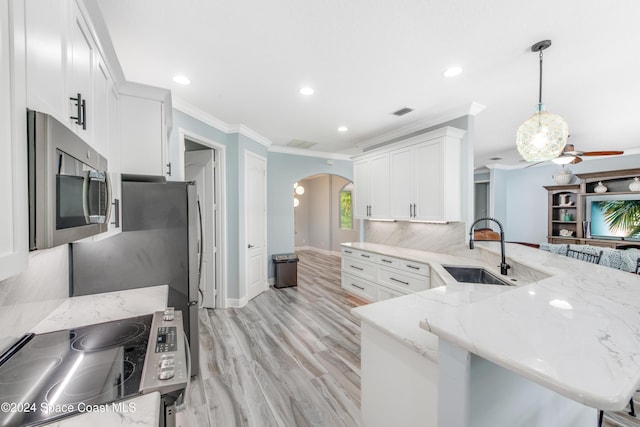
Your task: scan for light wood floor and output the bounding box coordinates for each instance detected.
[185,250,640,427]
[185,250,365,426]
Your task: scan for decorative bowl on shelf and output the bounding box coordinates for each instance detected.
[559,229,574,237]
[553,169,574,185]
[630,177,640,192]
[594,181,608,193]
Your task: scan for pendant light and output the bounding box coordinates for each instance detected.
[516,40,569,162]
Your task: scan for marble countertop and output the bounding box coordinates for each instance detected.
[41,392,160,427]
[31,285,169,333]
[348,241,640,411]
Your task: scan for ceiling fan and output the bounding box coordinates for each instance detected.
[551,144,624,165]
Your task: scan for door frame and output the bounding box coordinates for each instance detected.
[178,128,227,309]
[243,150,268,301]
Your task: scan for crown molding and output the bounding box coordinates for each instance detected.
[268,145,352,161]
[356,101,486,149]
[227,124,272,148]
[172,97,272,148]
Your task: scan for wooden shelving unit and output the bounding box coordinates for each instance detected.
[544,168,640,248]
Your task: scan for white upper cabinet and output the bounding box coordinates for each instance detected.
[355,127,465,223]
[119,90,170,177]
[354,154,391,219]
[25,0,119,156]
[353,159,371,219]
[0,0,28,281]
[91,56,110,160]
[389,147,415,220]
[25,0,67,123]
[66,0,93,140]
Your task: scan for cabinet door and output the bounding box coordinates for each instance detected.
[91,57,110,157]
[25,0,66,121]
[414,141,443,220]
[369,154,390,219]
[66,1,93,140]
[353,159,371,219]
[0,0,28,281]
[119,95,165,176]
[389,147,414,220]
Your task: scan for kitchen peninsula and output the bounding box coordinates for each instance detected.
[349,241,640,427]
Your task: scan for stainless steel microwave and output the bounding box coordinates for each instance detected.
[27,110,111,250]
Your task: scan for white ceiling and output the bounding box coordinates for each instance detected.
[96,0,640,168]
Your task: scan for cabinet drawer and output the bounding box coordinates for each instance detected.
[342,258,376,280]
[376,254,400,268]
[342,247,358,258]
[398,259,430,276]
[377,284,407,301]
[342,247,375,261]
[378,266,430,293]
[342,273,376,301]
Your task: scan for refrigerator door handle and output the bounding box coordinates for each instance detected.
[196,199,205,305]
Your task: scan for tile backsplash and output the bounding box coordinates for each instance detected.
[364,221,466,252]
[0,245,68,354]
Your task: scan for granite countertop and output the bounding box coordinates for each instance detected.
[34,285,169,427]
[348,241,640,411]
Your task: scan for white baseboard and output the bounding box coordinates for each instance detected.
[226,295,248,308]
[294,246,341,257]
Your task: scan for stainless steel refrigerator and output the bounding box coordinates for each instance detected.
[72,175,201,376]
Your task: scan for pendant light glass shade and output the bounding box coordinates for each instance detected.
[516,104,569,161]
[516,40,569,162]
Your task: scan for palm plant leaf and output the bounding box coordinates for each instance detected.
[598,201,640,237]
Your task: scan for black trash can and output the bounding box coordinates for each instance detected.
[272,253,299,288]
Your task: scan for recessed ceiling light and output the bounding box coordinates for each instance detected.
[443,67,463,78]
[300,87,315,96]
[338,126,348,132]
[173,75,191,85]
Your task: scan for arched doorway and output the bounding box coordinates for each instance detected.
[293,174,358,255]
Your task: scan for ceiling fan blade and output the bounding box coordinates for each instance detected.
[524,161,544,168]
[571,157,583,164]
[581,151,624,156]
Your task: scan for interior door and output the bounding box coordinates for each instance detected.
[185,149,216,308]
[245,151,267,301]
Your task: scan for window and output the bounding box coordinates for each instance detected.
[339,184,353,230]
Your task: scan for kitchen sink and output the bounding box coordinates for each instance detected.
[442,265,514,286]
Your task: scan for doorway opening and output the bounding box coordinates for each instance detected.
[294,174,358,256]
[180,129,226,309]
[474,180,490,229]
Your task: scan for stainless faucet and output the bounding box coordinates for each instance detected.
[469,217,511,275]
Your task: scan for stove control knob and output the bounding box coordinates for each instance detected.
[163,307,175,321]
[160,359,175,369]
[158,369,174,380]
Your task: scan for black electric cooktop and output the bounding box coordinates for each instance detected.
[0,314,152,427]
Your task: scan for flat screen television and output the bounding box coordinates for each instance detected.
[586,194,640,240]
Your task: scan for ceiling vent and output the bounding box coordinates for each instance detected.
[287,139,317,149]
[392,107,414,117]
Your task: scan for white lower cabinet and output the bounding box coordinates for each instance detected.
[376,285,405,301]
[361,322,438,427]
[341,273,377,301]
[341,247,431,302]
